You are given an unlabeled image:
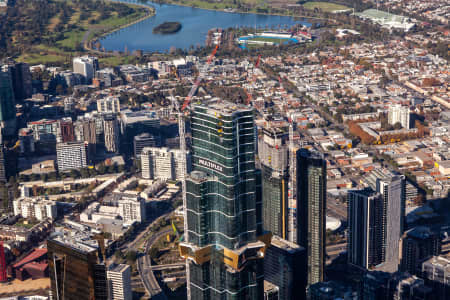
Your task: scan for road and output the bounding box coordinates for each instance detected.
[152,262,185,271]
[119,211,172,252]
[327,242,347,254]
[137,223,172,299]
[119,221,154,253]
[327,197,347,220]
[326,242,347,264]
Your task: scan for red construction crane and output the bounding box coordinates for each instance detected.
[0,241,7,282]
[245,54,263,105]
[181,44,219,111]
[255,54,262,68]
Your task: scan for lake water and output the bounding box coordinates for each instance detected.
[100,0,311,53]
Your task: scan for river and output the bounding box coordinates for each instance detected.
[100,0,311,53]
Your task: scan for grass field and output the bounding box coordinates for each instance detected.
[249,37,280,42]
[17,54,69,65]
[98,55,138,66]
[15,0,153,67]
[161,0,350,15]
[161,0,278,13]
[303,1,350,12]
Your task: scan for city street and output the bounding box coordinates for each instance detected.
[137,214,173,299]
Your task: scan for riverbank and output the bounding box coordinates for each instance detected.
[151,0,294,18]
[85,1,155,56]
[149,0,343,19]
[99,0,321,53]
[146,0,336,25]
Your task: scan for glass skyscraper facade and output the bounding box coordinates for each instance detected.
[261,165,288,239]
[297,149,326,287]
[347,188,383,269]
[47,238,107,300]
[264,236,306,300]
[180,102,267,300]
[258,127,289,239]
[365,169,406,273]
[0,67,17,136]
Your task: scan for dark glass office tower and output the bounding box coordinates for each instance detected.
[0,67,17,136]
[347,188,384,269]
[297,149,326,287]
[401,226,440,275]
[264,236,306,300]
[180,102,268,300]
[8,62,32,102]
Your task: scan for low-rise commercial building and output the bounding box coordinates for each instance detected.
[141,147,190,180]
[13,198,58,221]
[97,96,120,113]
[81,193,146,226]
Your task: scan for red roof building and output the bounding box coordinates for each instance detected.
[12,248,48,281]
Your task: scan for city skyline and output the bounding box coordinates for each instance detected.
[0,0,449,299]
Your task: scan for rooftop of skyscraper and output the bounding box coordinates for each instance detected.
[270,235,305,254]
[364,168,404,189]
[134,132,156,140]
[422,255,450,271]
[405,226,436,240]
[263,280,279,295]
[369,168,401,180]
[120,109,159,124]
[261,126,287,137]
[49,231,98,254]
[298,148,324,160]
[108,263,129,273]
[195,100,253,116]
[349,187,379,197]
[48,220,104,255]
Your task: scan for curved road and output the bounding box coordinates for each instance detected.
[137,224,172,299]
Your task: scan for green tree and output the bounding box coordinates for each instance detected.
[114,249,123,259]
[98,164,106,174]
[107,164,116,174]
[80,168,90,178]
[126,250,137,262]
[70,169,80,178]
[0,184,8,210]
[149,247,159,260]
[48,172,58,181]
[9,176,20,198]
